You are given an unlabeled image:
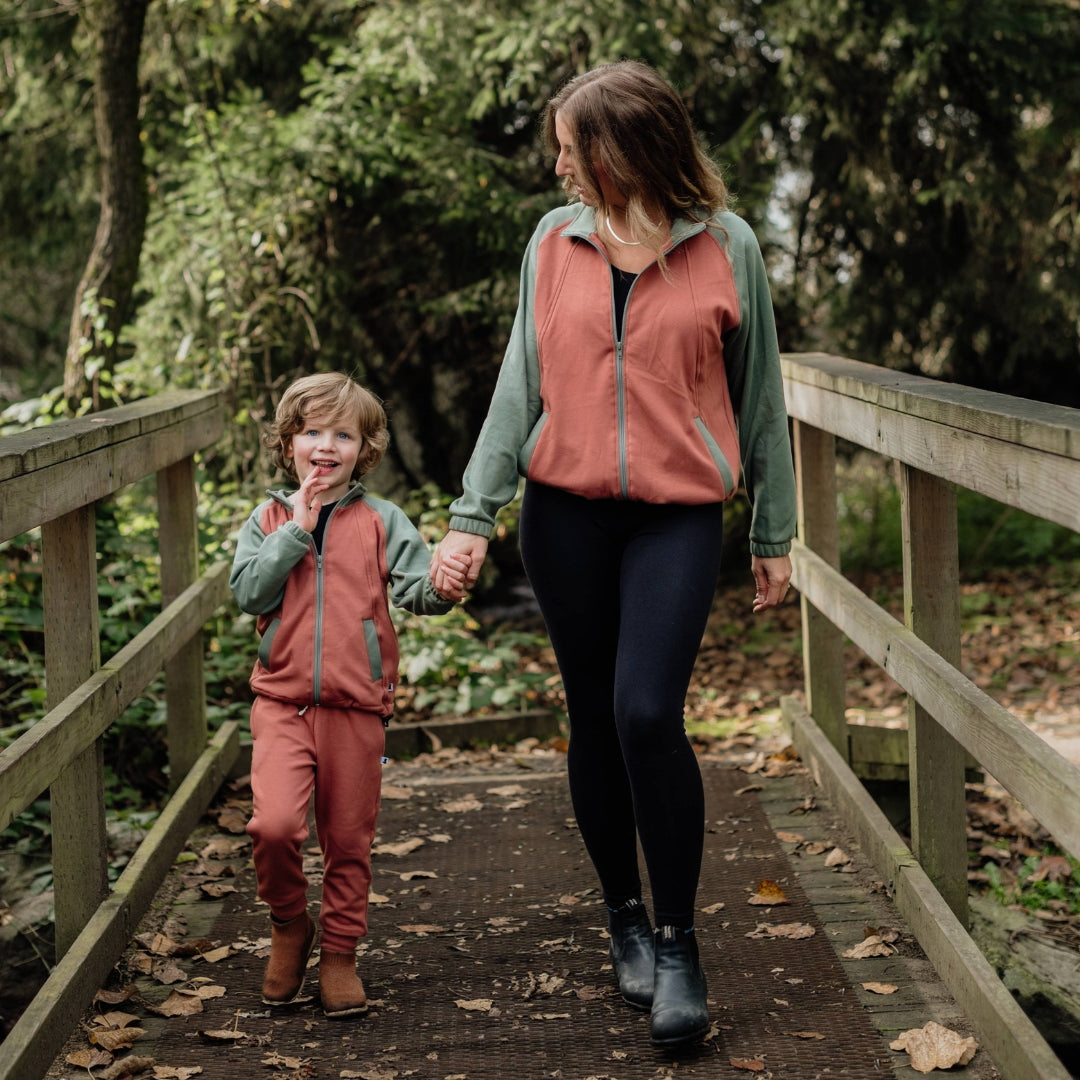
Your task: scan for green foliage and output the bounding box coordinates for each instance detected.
[982,852,1080,917]
[396,606,553,717]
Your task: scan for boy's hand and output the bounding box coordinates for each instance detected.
[434,552,472,602]
[292,467,332,532]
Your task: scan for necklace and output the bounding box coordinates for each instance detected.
[602,214,643,246]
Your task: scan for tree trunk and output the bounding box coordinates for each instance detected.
[63,0,150,415]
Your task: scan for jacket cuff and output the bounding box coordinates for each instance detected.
[448,516,494,539]
[750,539,792,558]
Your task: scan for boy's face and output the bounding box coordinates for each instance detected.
[284,410,363,505]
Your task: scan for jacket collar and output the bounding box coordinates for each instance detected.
[559,204,712,251]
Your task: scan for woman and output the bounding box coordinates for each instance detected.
[431,60,796,1047]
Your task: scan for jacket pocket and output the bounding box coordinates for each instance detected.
[693,417,736,498]
[518,412,549,474]
[258,617,281,670]
[363,618,384,681]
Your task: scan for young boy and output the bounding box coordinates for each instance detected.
[230,373,469,1018]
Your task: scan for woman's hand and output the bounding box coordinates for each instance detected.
[431,529,489,596]
[751,554,792,613]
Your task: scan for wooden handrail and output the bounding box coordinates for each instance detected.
[781,352,1080,1080]
[0,391,238,1080]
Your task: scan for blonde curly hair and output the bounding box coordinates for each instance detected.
[263,373,389,482]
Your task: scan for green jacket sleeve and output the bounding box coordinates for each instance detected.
[373,498,456,615]
[229,503,311,614]
[717,213,797,557]
[447,216,549,537]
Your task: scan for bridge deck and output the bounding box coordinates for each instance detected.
[45,747,1001,1079]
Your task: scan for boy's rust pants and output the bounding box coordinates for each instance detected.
[246,696,385,954]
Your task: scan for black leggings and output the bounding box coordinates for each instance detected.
[519,482,724,927]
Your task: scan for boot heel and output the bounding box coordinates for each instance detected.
[650,925,708,1047]
[607,898,654,1010]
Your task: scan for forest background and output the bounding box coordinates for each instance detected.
[2,0,1080,986]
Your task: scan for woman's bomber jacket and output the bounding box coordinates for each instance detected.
[230,483,453,716]
[448,204,797,558]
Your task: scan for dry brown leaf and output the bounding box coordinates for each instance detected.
[862,982,899,995]
[824,847,851,867]
[93,1010,143,1029]
[369,891,390,904]
[196,945,232,963]
[439,796,483,813]
[397,924,447,935]
[94,987,136,1006]
[803,841,828,855]
[746,922,816,940]
[372,837,425,857]
[748,879,790,906]
[890,1021,978,1073]
[67,1048,114,1069]
[102,1055,156,1079]
[843,935,897,959]
[262,1051,306,1069]
[454,998,494,1012]
[487,784,527,797]
[199,882,238,899]
[215,808,248,834]
[197,1029,248,1042]
[199,838,248,860]
[735,783,764,795]
[700,901,725,915]
[774,831,804,844]
[152,991,204,1017]
[153,1068,204,1079]
[399,869,437,881]
[89,1026,147,1051]
[134,933,181,957]
[784,1030,825,1040]
[730,1058,766,1072]
[380,784,415,799]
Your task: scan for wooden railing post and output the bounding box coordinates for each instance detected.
[157,456,207,788]
[793,420,847,755]
[42,505,109,958]
[900,465,968,923]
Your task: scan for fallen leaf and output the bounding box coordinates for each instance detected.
[735,783,764,794]
[730,1058,766,1072]
[199,882,238,899]
[153,1068,204,1079]
[890,1021,978,1073]
[862,982,899,995]
[380,784,415,799]
[843,935,897,959]
[262,1051,306,1069]
[93,1011,142,1030]
[197,945,233,963]
[89,1027,147,1051]
[784,1030,825,1040]
[397,924,447,935]
[199,838,249,860]
[102,1055,156,1079]
[152,991,204,1017]
[748,879,790,906]
[197,1029,248,1042]
[825,847,851,867]
[372,838,425,857]
[134,933,182,957]
[67,1048,114,1068]
[746,922,816,940]
[439,796,483,813]
[94,987,136,1006]
[774,831,804,844]
[803,841,828,855]
[700,901,725,914]
[215,807,248,834]
[399,870,437,881]
[454,999,494,1012]
[487,784,526,796]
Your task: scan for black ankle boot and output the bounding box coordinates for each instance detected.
[607,899,654,1010]
[650,925,708,1046]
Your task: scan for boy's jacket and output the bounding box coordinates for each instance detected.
[230,483,452,716]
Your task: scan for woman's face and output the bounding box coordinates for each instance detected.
[553,111,624,209]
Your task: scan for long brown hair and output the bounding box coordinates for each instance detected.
[542,60,729,257]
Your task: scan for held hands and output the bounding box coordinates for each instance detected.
[430,529,489,600]
[751,554,793,613]
[433,552,472,603]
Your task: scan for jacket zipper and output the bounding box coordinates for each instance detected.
[613,275,638,499]
[310,499,343,703]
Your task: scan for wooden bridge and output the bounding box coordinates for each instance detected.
[1,355,1078,1079]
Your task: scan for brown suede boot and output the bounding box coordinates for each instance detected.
[262,911,317,1006]
[319,950,368,1018]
